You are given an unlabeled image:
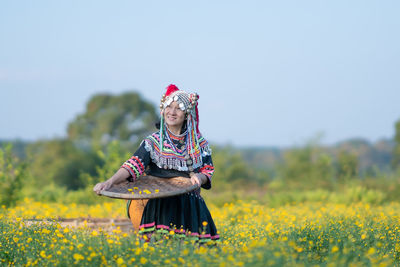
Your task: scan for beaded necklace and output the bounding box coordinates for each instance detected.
[164,125,186,154]
[143,129,211,172]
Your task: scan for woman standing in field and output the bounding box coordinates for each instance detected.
[93,84,219,243]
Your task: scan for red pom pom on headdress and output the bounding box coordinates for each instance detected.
[165,84,179,96]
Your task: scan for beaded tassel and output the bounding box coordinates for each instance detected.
[186,114,200,161]
[159,115,164,153]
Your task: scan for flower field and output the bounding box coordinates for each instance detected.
[1,198,400,266]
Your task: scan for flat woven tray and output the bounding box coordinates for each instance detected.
[99,175,199,200]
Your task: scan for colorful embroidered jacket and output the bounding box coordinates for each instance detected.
[121,131,214,190]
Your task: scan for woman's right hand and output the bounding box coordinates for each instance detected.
[93,180,113,195]
[93,168,130,195]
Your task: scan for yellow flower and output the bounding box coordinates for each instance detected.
[361,234,367,240]
[367,247,376,255]
[140,257,148,264]
[197,246,207,254]
[116,258,124,265]
[73,253,84,261]
[331,246,339,253]
[91,230,99,236]
[202,221,208,226]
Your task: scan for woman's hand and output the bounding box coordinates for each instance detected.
[93,168,131,195]
[93,180,113,195]
[190,173,207,187]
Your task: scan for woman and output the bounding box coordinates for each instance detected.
[93,84,219,243]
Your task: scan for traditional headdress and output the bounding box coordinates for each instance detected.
[158,84,201,170]
[160,84,199,126]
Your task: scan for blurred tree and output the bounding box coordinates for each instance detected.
[67,92,158,151]
[26,91,157,191]
[336,150,359,182]
[211,146,265,188]
[76,140,132,204]
[80,140,131,188]
[0,144,26,207]
[0,139,28,159]
[392,120,400,170]
[27,139,99,190]
[278,143,335,190]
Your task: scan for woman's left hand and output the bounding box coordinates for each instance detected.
[190,173,205,186]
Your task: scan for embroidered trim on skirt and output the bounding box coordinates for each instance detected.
[138,192,219,242]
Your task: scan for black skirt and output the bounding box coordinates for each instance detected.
[138,191,220,242]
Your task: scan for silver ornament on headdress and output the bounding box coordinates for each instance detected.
[160,90,197,113]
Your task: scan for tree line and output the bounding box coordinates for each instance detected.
[1,91,400,206]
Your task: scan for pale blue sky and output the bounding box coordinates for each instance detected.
[0,1,399,147]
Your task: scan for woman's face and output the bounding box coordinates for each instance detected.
[164,101,186,128]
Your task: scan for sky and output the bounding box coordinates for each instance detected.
[0,0,399,147]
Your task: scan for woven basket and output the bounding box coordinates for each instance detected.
[99,175,198,200]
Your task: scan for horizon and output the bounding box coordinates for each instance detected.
[0,123,395,150]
